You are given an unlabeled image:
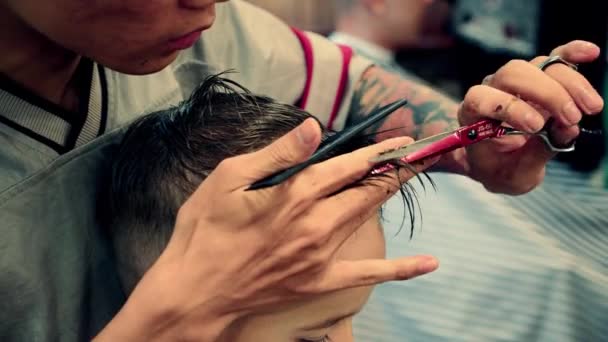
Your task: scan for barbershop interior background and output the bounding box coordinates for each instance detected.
[247,0,608,181]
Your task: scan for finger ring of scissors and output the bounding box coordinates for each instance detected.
[538,55,578,71]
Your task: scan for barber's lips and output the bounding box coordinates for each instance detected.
[168,30,203,51]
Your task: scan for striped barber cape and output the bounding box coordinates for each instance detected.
[354,161,608,342]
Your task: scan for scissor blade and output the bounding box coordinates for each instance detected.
[247,99,408,190]
[370,131,455,163]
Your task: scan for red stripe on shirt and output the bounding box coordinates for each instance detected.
[327,44,353,130]
[291,28,314,109]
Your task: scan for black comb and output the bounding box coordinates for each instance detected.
[247,99,408,190]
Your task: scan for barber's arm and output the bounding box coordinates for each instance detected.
[349,40,604,194]
[347,64,463,173]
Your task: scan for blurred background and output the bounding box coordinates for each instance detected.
[246,0,608,182]
[243,2,608,341]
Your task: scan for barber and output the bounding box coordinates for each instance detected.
[0,0,602,340]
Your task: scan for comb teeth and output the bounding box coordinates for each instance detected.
[308,99,409,163]
[247,99,409,190]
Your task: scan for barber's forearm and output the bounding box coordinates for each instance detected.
[349,66,469,175]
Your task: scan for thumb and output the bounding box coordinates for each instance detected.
[240,117,322,181]
[551,40,600,63]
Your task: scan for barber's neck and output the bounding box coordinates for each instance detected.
[0,7,83,112]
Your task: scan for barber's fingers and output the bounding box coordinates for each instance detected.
[266,149,435,269]
[225,118,322,188]
[317,156,438,252]
[550,40,600,63]
[289,136,415,201]
[548,121,581,148]
[460,85,545,133]
[530,56,604,115]
[319,256,439,291]
[486,59,586,126]
[480,41,603,127]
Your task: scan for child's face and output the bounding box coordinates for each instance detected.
[226,214,385,342]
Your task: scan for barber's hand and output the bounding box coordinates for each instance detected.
[97,118,439,341]
[459,40,604,194]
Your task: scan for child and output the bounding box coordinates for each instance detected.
[106,74,419,341]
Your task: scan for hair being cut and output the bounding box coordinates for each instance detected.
[106,73,426,293]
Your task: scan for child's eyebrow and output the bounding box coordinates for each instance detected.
[301,309,359,331]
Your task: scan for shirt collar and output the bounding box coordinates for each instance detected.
[0,60,107,154]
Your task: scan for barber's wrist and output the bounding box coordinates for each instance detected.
[93,271,238,342]
[94,295,236,342]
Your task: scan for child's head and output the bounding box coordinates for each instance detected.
[107,74,404,341]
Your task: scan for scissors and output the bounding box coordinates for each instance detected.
[370,119,576,174]
[247,99,409,190]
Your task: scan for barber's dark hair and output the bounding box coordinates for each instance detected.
[107,73,427,293]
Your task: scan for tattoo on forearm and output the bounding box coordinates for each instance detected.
[347,66,460,142]
[348,73,401,137]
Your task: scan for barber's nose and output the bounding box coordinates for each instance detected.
[179,0,221,10]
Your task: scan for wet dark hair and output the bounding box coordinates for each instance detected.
[107,73,428,293]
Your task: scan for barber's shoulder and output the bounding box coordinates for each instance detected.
[0,127,126,340]
[0,128,123,202]
[0,124,57,192]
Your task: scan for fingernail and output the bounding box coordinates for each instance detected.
[417,257,439,273]
[580,87,604,113]
[573,40,596,51]
[296,119,318,145]
[524,112,544,133]
[562,101,582,125]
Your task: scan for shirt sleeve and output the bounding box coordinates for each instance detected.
[180,0,373,130]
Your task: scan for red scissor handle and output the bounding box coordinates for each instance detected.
[455,119,508,147]
[403,119,507,163]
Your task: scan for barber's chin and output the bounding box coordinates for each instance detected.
[106,52,180,75]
